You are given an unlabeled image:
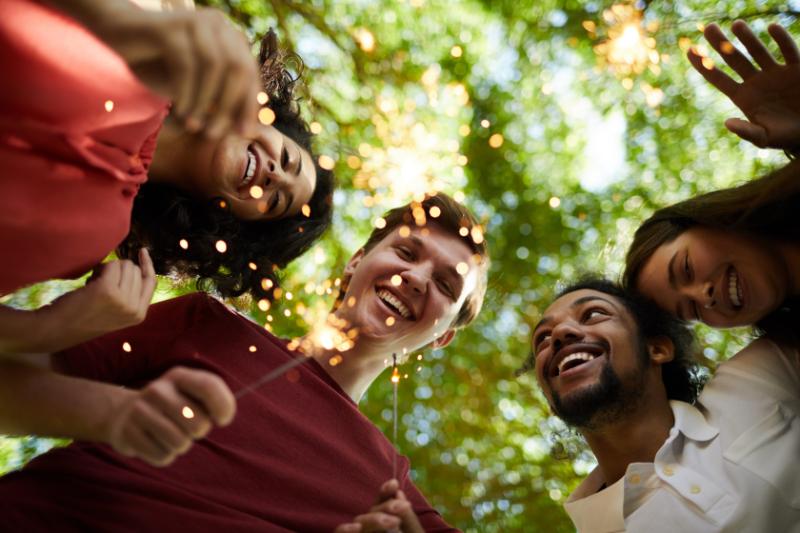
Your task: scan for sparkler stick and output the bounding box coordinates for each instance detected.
[391,352,400,480]
[234,355,311,399]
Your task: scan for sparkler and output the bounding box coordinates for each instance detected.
[391,352,400,479]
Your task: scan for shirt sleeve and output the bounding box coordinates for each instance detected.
[715,337,800,402]
[399,458,461,533]
[52,292,213,386]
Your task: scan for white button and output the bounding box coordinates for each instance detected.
[629,474,641,484]
[662,465,675,476]
[690,485,701,494]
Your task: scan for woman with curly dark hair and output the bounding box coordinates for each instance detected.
[0,0,333,355]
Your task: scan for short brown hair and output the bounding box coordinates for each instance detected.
[337,193,489,329]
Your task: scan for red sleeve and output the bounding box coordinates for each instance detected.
[52,293,212,386]
[400,458,461,533]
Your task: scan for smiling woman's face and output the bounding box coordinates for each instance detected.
[636,226,791,328]
[170,121,317,221]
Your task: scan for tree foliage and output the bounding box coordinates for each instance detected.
[2,0,797,530]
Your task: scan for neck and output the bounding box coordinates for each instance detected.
[300,335,391,402]
[580,391,673,486]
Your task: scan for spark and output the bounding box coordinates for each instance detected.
[329,355,343,366]
[549,196,561,208]
[182,406,195,419]
[248,262,257,270]
[122,342,132,352]
[458,124,471,136]
[459,226,469,237]
[417,354,423,360]
[470,226,484,244]
[354,27,376,52]
[318,155,335,170]
[249,345,257,353]
[701,57,715,70]
[249,185,264,199]
[386,316,396,326]
[215,240,227,253]
[258,107,276,125]
[488,133,504,148]
[179,239,189,250]
[301,204,311,217]
[450,45,463,58]
[347,155,361,169]
[375,217,387,229]
[480,119,490,128]
[429,206,441,218]
[261,278,274,290]
[456,262,469,275]
[258,299,271,311]
[399,225,411,238]
[391,353,400,479]
[104,100,114,112]
[256,92,269,105]
[310,121,323,134]
[720,41,734,55]
[391,275,402,286]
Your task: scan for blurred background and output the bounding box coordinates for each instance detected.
[2,0,798,530]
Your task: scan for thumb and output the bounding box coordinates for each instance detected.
[724,118,768,147]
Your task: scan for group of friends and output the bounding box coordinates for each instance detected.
[0,0,798,531]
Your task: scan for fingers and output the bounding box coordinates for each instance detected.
[377,479,401,503]
[769,23,800,64]
[333,524,362,533]
[166,367,237,426]
[687,47,739,97]
[163,29,196,120]
[731,20,778,70]
[724,118,768,147]
[186,15,225,134]
[141,378,212,440]
[352,512,401,532]
[138,248,157,308]
[703,23,758,79]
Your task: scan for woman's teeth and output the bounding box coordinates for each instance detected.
[242,148,257,186]
[729,270,742,307]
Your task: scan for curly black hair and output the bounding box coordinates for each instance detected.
[517,277,705,404]
[118,30,335,302]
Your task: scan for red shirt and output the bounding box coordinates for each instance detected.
[0,0,169,294]
[0,293,458,532]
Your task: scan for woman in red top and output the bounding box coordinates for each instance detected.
[0,0,334,354]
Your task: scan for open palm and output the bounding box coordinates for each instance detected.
[688,21,800,150]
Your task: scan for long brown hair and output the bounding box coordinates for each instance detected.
[623,160,800,337]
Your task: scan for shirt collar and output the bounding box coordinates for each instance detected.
[564,468,626,532]
[670,400,718,442]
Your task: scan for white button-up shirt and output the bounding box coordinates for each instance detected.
[563,337,800,532]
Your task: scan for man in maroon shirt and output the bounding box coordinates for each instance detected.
[0,193,488,532]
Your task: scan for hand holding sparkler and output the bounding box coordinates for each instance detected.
[105,366,236,467]
[688,21,800,152]
[333,480,425,533]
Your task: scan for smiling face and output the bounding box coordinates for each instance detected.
[531,289,655,429]
[636,227,791,328]
[334,223,479,354]
[161,121,317,221]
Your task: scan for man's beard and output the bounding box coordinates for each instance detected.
[550,345,648,431]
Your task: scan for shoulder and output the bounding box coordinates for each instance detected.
[715,337,800,395]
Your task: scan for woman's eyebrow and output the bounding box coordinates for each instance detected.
[295,148,303,176]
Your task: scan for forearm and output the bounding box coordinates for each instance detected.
[0,359,129,442]
[37,0,137,29]
[0,304,95,356]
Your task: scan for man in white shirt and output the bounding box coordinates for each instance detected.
[520,278,800,532]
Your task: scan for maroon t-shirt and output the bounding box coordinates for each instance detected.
[0,293,458,532]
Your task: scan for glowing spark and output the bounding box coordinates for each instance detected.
[179,239,189,250]
[429,206,441,218]
[456,262,469,275]
[450,45,463,58]
[386,316,396,326]
[285,291,293,300]
[458,124,471,136]
[457,155,468,166]
[284,309,291,317]
[375,217,387,229]
[256,92,269,105]
[310,121,323,134]
[249,185,264,199]
[122,342,132,352]
[701,57,715,70]
[399,225,411,238]
[354,27,376,52]
[459,226,469,237]
[329,355,343,366]
[104,100,114,112]
[346,155,361,169]
[258,299,271,311]
[249,345,257,352]
[720,41,734,55]
[391,353,400,479]
[182,406,195,419]
[301,204,311,217]
[261,278,274,290]
[470,226,484,244]
[391,366,400,384]
[480,119,490,128]
[347,296,357,307]
[549,196,561,208]
[258,107,276,125]
[248,262,257,270]
[273,288,283,299]
[215,240,227,253]
[488,133,504,148]
[318,155,335,170]
[391,275,402,286]
[417,354,423,360]
[218,200,227,209]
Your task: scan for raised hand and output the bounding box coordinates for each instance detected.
[104,366,236,467]
[688,21,800,151]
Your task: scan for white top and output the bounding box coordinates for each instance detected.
[563,337,800,532]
